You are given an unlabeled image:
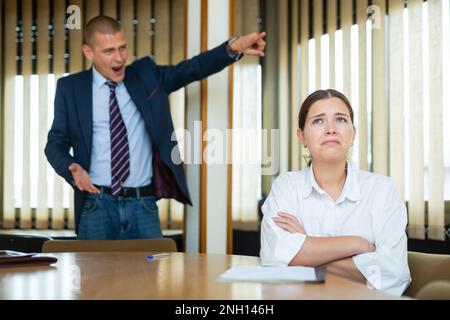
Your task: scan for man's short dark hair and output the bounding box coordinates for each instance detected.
[83,15,123,46]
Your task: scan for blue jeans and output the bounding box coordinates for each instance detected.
[77,192,163,240]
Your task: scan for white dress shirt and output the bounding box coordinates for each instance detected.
[260,163,411,296]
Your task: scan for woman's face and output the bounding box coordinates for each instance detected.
[298,97,356,164]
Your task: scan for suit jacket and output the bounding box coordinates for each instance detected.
[45,41,237,233]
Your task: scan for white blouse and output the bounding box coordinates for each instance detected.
[260,164,411,296]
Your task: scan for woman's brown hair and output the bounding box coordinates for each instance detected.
[298,89,354,131]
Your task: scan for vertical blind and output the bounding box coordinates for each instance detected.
[231,0,262,225]
[1,0,185,230]
[266,0,449,240]
[0,1,3,219]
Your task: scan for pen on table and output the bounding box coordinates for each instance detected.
[147,253,170,260]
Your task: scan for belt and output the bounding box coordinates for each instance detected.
[94,184,156,198]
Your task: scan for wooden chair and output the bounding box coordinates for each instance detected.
[404,251,450,299]
[415,281,450,300]
[0,234,53,253]
[42,238,178,253]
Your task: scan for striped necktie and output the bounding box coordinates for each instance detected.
[107,81,130,196]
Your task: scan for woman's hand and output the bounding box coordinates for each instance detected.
[356,237,376,254]
[272,212,306,234]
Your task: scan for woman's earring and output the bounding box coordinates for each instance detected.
[302,145,311,165]
[347,145,353,163]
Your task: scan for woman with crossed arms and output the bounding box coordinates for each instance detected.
[260,89,411,296]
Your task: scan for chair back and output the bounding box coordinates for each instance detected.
[0,234,53,253]
[404,251,450,298]
[42,238,178,253]
[415,281,450,300]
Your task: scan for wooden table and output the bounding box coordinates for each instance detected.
[0,252,403,300]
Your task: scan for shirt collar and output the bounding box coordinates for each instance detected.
[92,65,123,89]
[92,65,109,89]
[339,163,361,202]
[301,165,319,199]
[301,162,361,202]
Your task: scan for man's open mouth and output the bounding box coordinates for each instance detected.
[112,66,123,74]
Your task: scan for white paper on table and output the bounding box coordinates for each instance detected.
[217,265,326,283]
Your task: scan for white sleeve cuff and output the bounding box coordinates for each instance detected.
[352,253,411,296]
[273,233,307,266]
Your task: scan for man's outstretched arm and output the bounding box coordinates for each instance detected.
[155,32,266,94]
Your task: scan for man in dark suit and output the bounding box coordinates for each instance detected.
[45,16,265,240]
